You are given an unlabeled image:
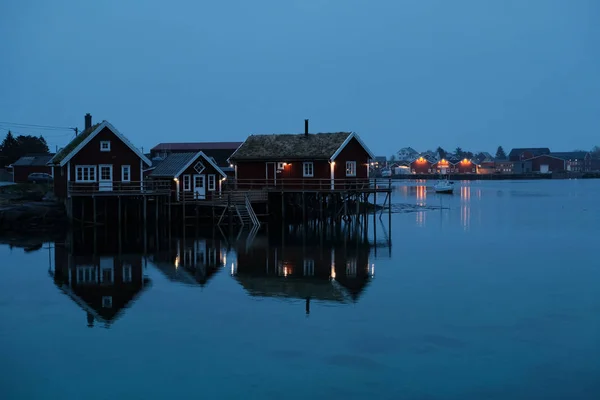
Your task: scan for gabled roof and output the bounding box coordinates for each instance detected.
[550,151,589,160]
[12,153,55,167]
[151,142,243,152]
[150,151,226,178]
[48,121,151,167]
[508,148,550,158]
[228,132,375,162]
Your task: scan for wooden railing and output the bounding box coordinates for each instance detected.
[223,178,390,191]
[68,181,172,195]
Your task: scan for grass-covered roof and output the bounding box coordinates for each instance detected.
[230,132,351,161]
[49,123,101,164]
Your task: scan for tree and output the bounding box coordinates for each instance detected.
[389,154,397,163]
[0,131,18,167]
[455,147,463,158]
[495,146,507,160]
[591,146,600,159]
[0,132,49,167]
[436,147,447,159]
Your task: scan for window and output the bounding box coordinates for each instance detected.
[121,165,131,182]
[194,161,205,174]
[76,266,97,284]
[303,259,315,276]
[122,265,132,283]
[100,257,113,284]
[100,141,111,152]
[303,162,314,177]
[183,175,191,191]
[75,166,96,182]
[102,296,113,308]
[277,162,285,170]
[208,174,216,191]
[346,161,357,177]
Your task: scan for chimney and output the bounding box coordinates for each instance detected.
[304,119,309,136]
[84,113,92,130]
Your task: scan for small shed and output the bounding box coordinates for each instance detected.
[410,156,433,174]
[454,159,476,174]
[148,151,226,201]
[10,154,54,183]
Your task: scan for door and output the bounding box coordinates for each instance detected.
[540,164,549,174]
[193,174,205,199]
[266,162,276,187]
[98,165,113,191]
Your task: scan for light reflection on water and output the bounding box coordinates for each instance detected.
[1,180,600,399]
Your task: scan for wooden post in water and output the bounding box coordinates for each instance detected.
[93,196,97,226]
[388,178,392,237]
[118,196,122,227]
[143,195,147,230]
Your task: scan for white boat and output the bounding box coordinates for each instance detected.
[434,179,454,194]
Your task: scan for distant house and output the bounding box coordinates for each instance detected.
[147,151,226,201]
[454,158,477,174]
[47,114,152,199]
[508,148,550,162]
[373,156,387,168]
[432,159,454,174]
[396,147,419,161]
[496,160,514,174]
[150,141,242,169]
[477,161,496,175]
[410,156,434,174]
[10,153,54,183]
[550,152,590,172]
[529,155,566,173]
[228,121,375,190]
[474,152,494,164]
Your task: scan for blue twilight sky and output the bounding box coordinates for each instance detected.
[1,0,598,157]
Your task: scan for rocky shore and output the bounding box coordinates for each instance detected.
[0,183,68,235]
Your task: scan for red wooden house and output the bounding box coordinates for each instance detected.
[410,156,434,174]
[454,158,477,174]
[432,158,454,174]
[528,154,566,173]
[147,151,226,201]
[47,115,152,199]
[228,121,375,190]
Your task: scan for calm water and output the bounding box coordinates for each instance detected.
[1,180,599,399]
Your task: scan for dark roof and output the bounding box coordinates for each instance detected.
[550,152,588,160]
[508,148,550,158]
[49,123,101,164]
[230,132,352,161]
[150,152,197,177]
[151,142,243,152]
[12,154,55,166]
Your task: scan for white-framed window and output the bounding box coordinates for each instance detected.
[277,162,285,170]
[99,257,113,284]
[75,165,96,182]
[303,162,314,177]
[208,174,216,191]
[121,165,131,182]
[102,296,113,308]
[303,259,315,276]
[194,161,205,174]
[76,266,97,284]
[122,264,132,283]
[183,175,191,191]
[100,141,111,152]
[346,161,357,177]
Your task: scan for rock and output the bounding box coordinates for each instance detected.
[0,201,67,235]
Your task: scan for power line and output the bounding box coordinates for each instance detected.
[0,121,75,131]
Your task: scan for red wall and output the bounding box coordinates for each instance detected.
[454,160,476,174]
[176,156,223,200]
[530,156,565,172]
[410,160,432,174]
[13,165,52,183]
[58,127,145,196]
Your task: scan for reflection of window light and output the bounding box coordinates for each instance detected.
[330,264,336,279]
[175,255,180,269]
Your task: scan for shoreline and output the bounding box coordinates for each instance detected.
[385,172,600,181]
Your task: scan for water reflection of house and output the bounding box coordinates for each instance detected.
[233,230,375,310]
[50,229,150,328]
[150,238,226,286]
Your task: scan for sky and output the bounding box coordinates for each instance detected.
[1,0,598,157]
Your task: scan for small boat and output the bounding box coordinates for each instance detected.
[434,179,454,194]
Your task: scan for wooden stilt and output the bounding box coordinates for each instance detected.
[93,196,97,226]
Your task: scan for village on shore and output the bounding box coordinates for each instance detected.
[370,146,600,179]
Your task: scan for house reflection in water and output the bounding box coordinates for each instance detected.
[149,237,226,286]
[232,227,377,313]
[50,229,151,328]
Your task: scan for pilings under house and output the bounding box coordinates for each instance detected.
[64,178,394,233]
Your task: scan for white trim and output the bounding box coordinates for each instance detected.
[98,165,113,191]
[57,121,152,167]
[226,140,247,164]
[207,174,216,191]
[346,161,357,177]
[170,151,226,179]
[330,161,335,190]
[100,140,111,152]
[329,132,376,161]
[121,165,131,182]
[303,162,314,177]
[140,159,143,191]
[122,265,132,283]
[193,174,206,199]
[75,165,97,182]
[67,161,71,181]
[183,175,191,191]
[175,179,180,201]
